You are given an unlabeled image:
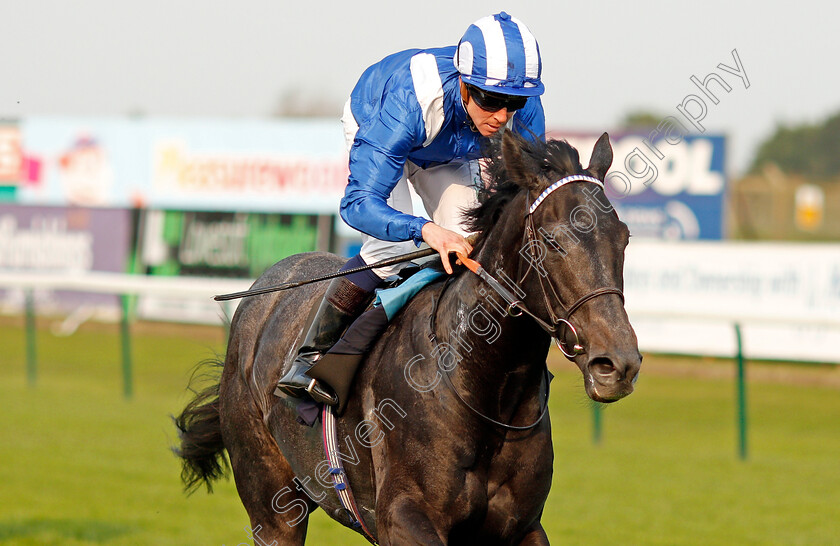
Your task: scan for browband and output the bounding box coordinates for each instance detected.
[528,175,604,215]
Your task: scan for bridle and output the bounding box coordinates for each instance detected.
[428,173,625,431]
[512,174,625,359]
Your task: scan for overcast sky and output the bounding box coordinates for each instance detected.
[1,1,836,175]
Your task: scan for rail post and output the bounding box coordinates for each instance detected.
[222,301,234,342]
[734,322,748,460]
[592,403,602,445]
[120,294,133,399]
[24,289,37,387]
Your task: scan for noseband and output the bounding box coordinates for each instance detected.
[517,174,625,358]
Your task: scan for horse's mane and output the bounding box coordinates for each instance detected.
[463,133,583,249]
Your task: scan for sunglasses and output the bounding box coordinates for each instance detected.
[466,84,528,112]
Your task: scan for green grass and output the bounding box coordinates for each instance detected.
[1,317,839,545]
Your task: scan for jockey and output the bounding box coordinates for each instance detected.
[276,12,546,404]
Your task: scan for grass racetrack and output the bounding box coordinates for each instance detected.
[1,316,839,545]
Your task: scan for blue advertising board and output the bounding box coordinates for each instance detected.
[553,132,727,240]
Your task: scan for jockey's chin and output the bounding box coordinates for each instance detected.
[469,108,512,137]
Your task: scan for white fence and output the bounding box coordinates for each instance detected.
[0,270,249,325]
[623,241,840,364]
[2,241,840,364]
[0,271,252,397]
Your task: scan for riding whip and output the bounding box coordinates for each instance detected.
[214,233,479,301]
[212,247,436,301]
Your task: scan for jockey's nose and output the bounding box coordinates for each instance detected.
[493,108,509,123]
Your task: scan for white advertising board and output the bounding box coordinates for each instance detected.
[623,241,840,363]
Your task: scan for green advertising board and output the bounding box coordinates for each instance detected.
[135,210,331,323]
[140,210,325,279]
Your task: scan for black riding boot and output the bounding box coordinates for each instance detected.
[307,305,391,415]
[274,276,373,404]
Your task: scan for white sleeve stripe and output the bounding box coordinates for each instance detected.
[474,17,508,81]
[511,17,540,79]
[409,53,446,147]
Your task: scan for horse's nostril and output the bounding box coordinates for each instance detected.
[589,358,616,378]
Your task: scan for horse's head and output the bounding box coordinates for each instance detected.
[477,131,641,402]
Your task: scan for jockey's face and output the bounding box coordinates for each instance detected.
[460,80,514,137]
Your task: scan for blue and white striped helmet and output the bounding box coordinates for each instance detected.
[454,12,544,97]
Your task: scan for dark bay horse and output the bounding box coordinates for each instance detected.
[175,131,641,545]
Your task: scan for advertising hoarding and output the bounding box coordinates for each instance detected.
[624,241,840,363]
[0,204,133,312]
[12,117,349,214]
[555,132,727,240]
[135,209,324,323]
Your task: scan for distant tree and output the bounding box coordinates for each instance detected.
[749,110,840,179]
[618,110,668,129]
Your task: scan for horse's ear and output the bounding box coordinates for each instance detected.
[502,130,540,190]
[587,132,613,181]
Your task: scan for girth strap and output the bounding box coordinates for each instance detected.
[321,405,377,543]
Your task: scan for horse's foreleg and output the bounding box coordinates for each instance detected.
[516,522,549,545]
[376,494,446,546]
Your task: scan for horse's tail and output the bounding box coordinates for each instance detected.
[172,358,229,494]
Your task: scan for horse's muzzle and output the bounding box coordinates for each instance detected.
[583,352,641,403]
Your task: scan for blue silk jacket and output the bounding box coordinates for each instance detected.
[340,46,545,244]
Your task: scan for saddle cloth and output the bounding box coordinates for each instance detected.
[375,266,445,320]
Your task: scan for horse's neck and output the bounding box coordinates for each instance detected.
[438,192,550,396]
